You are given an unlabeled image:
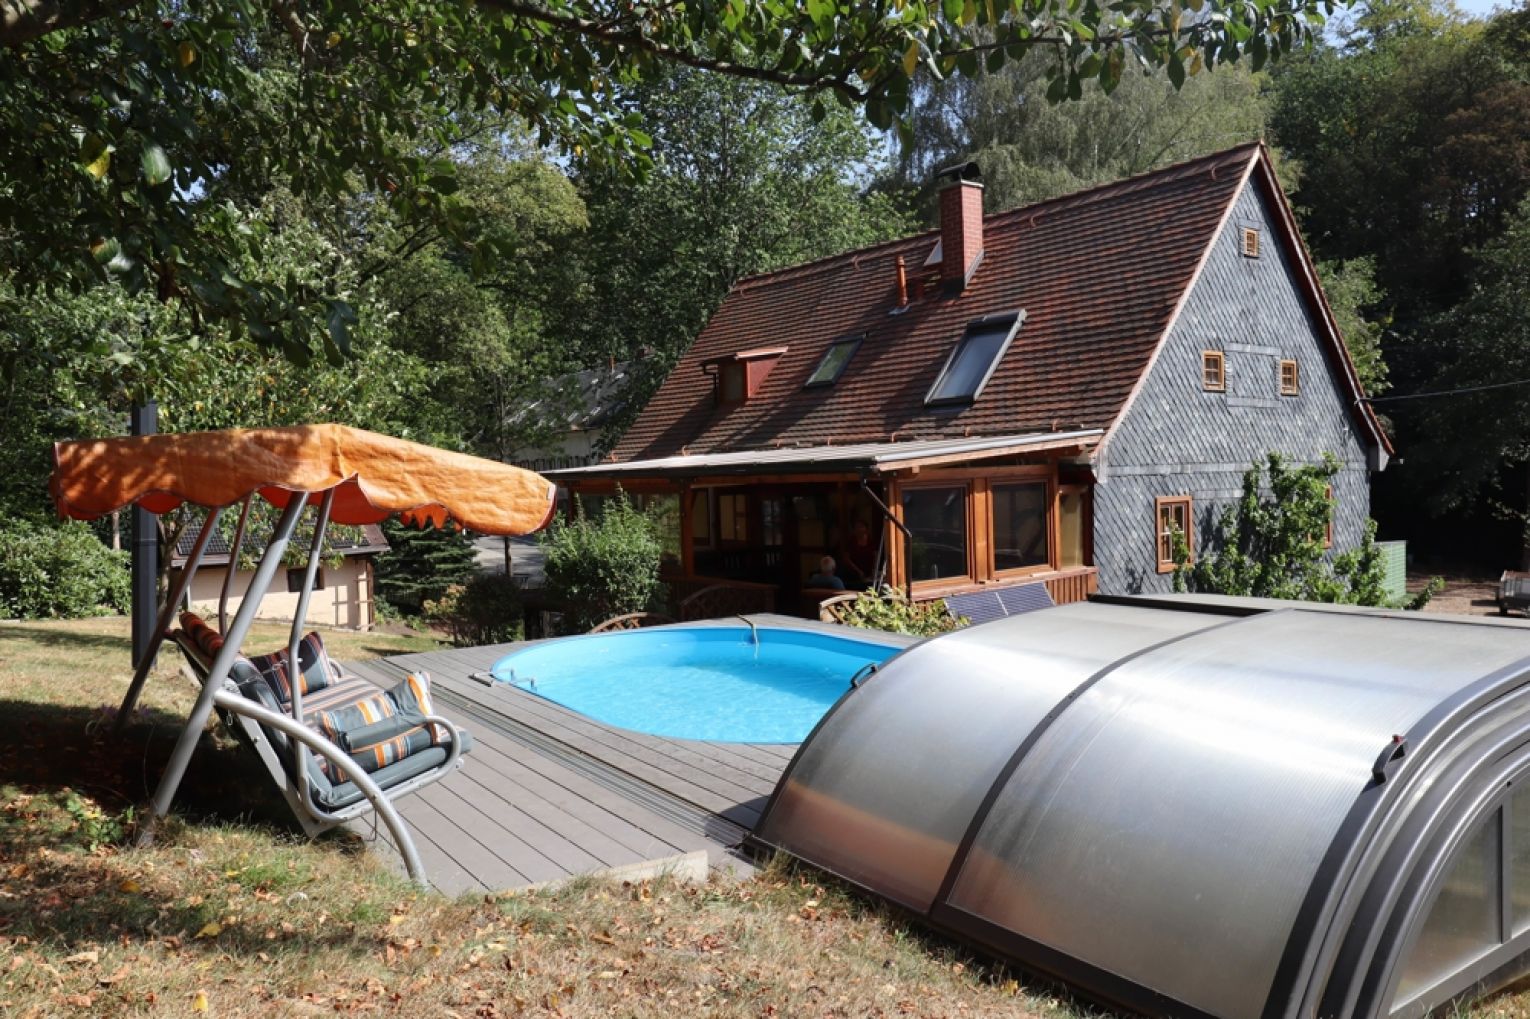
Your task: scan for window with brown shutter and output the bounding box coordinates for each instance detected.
[1242,227,1260,258]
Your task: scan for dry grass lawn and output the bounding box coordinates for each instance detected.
[0,616,1099,1018]
[6,616,1528,1017]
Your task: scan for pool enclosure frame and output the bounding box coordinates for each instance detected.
[752,597,1530,1018]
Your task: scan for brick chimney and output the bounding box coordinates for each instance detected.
[937,162,984,293]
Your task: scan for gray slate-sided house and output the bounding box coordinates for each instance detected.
[554,143,1392,612]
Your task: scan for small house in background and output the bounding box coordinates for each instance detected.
[553,143,1391,615]
[169,524,388,630]
[509,361,632,474]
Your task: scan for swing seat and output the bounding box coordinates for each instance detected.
[170,612,469,831]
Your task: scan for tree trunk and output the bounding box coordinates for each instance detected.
[1521,463,1530,572]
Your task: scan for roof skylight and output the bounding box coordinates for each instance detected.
[925,311,1024,406]
[805,334,864,388]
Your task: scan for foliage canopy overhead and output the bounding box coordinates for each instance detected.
[2,0,1341,362]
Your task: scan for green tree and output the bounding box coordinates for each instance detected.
[1316,257,1390,396]
[374,520,481,616]
[1174,453,1389,605]
[1404,198,1530,567]
[892,49,1271,213]
[561,69,916,442]
[2,0,1344,360]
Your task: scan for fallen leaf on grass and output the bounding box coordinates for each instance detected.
[192,989,209,1012]
[194,923,221,939]
[62,950,98,966]
[117,879,141,894]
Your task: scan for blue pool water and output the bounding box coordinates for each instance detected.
[490,627,898,743]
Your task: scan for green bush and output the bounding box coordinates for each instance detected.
[836,586,963,637]
[0,520,131,619]
[541,495,663,634]
[424,574,525,647]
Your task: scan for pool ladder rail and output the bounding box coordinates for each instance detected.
[470,667,536,690]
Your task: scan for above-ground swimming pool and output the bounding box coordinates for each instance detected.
[490,625,900,743]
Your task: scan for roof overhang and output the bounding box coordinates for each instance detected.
[548,430,1103,482]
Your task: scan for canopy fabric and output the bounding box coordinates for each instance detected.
[50,424,557,535]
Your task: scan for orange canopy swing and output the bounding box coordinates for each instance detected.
[50,424,557,881]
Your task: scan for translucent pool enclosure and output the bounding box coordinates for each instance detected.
[752,598,1530,1018]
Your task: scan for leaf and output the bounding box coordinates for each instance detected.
[1167,51,1185,89]
[902,39,920,78]
[118,878,142,894]
[80,134,112,180]
[178,41,197,67]
[192,989,209,1012]
[141,143,172,186]
[194,922,222,939]
[89,237,121,264]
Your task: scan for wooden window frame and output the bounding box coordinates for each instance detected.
[716,490,750,545]
[1242,227,1260,258]
[1155,495,1193,574]
[899,480,976,587]
[990,477,1056,579]
[1202,350,1226,392]
[1280,358,1300,396]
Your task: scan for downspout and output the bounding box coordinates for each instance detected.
[859,476,914,603]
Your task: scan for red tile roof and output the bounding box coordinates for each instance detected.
[613,143,1385,463]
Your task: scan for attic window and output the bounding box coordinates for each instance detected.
[1202,351,1226,392]
[806,334,864,388]
[925,311,1025,407]
[710,346,787,406]
[1242,227,1261,258]
[1280,359,1300,396]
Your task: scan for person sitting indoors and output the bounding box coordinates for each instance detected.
[807,555,845,591]
[843,519,878,588]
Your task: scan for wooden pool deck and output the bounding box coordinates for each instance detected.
[341,618,914,895]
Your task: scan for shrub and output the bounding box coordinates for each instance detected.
[424,574,525,647]
[0,520,131,619]
[836,586,963,637]
[541,495,663,634]
[1173,452,1438,609]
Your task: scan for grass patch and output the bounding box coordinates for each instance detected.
[4,616,1520,1017]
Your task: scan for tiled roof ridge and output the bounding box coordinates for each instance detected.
[731,141,1263,294]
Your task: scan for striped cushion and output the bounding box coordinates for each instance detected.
[249,632,340,704]
[312,672,444,777]
[179,612,224,660]
[177,612,265,690]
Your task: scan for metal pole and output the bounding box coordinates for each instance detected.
[136,498,306,846]
[130,402,158,670]
[113,507,222,735]
[288,489,334,808]
[219,495,254,633]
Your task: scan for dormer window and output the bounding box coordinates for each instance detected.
[925,311,1025,407]
[806,334,863,388]
[709,346,787,407]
